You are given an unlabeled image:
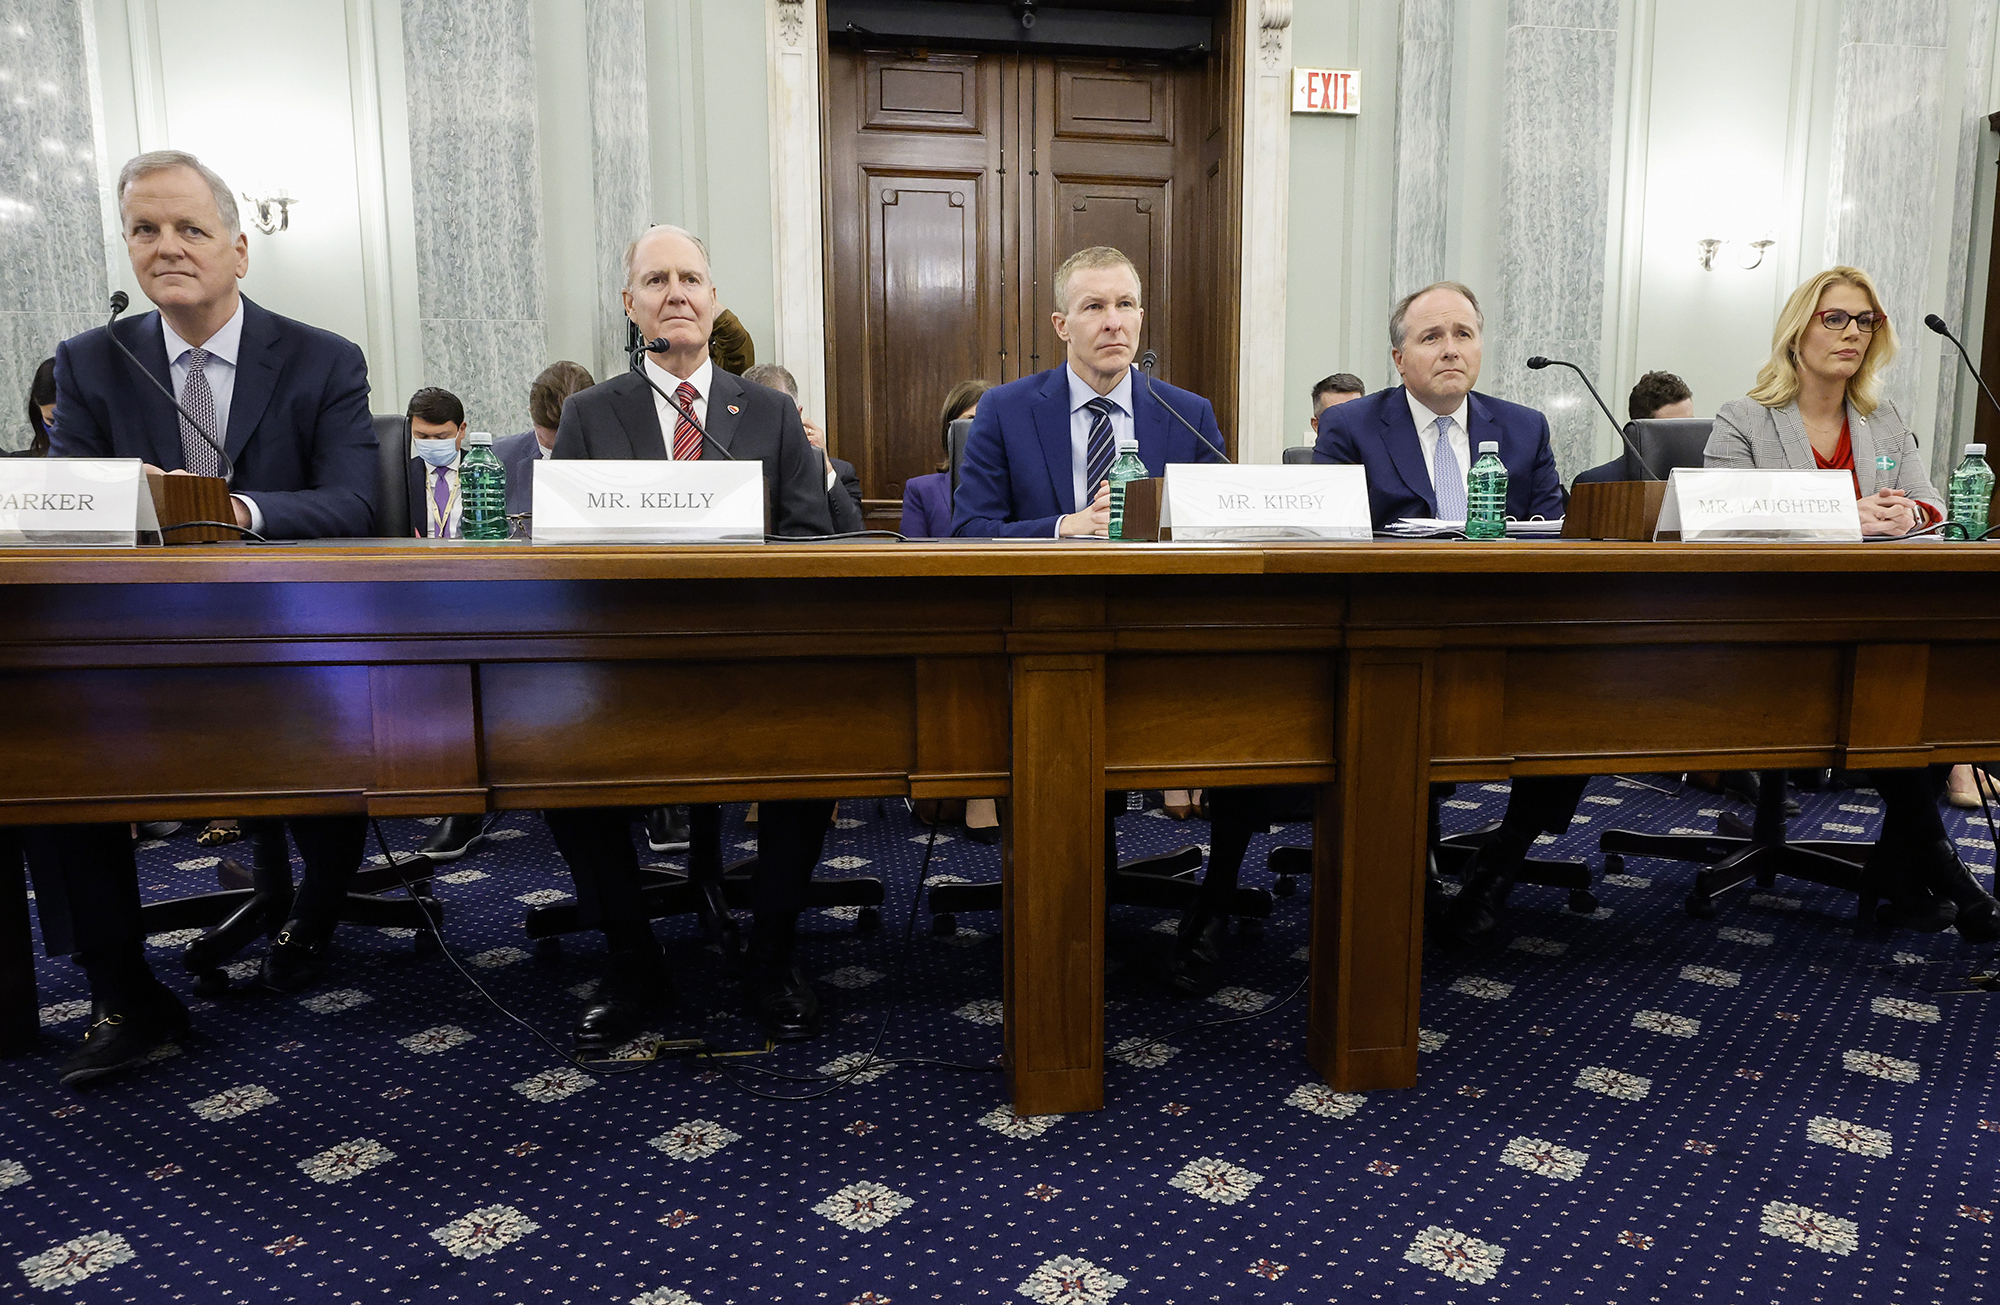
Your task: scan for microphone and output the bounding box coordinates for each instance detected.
[104,291,235,481]
[624,339,736,460]
[1137,350,1231,463]
[1924,313,2000,423]
[1527,355,1662,481]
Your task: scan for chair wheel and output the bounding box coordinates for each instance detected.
[1685,891,1716,919]
[1235,917,1263,941]
[856,907,882,934]
[1274,875,1297,898]
[929,912,958,937]
[1568,890,1597,914]
[1601,853,1623,875]
[534,936,563,961]
[191,970,230,999]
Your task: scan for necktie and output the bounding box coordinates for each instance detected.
[1430,415,1465,521]
[1082,396,1118,499]
[432,465,454,538]
[672,381,703,461]
[180,348,220,477]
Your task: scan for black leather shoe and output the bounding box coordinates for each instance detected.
[645,806,691,853]
[575,948,674,1053]
[419,814,487,863]
[59,982,190,1088]
[747,915,819,1041]
[963,820,1000,846]
[1915,839,2000,944]
[1165,909,1226,995]
[1446,845,1522,944]
[1859,844,1958,934]
[261,921,335,992]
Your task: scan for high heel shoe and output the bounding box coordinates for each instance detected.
[1164,790,1193,820]
[1946,765,1998,810]
[1916,838,2000,944]
[1857,843,1958,934]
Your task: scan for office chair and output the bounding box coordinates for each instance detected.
[1597,770,1866,918]
[1281,446,1315,465]
[947,417,973,493]
[1572,418,1714,487]
[373,413,412,538]
[522,805,884,960]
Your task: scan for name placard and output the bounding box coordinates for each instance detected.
[1654,468,1862,542]
[0,458,153,546]
[1160,463,1372,541]
[531,460,764,543]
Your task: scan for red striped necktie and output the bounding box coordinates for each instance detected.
[672,381,703,460]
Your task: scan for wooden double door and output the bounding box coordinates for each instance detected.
[825,44,1241,517]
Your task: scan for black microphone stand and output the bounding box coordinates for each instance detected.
[625,340,737,461]
[1136,351,1231,462]
[103,291,236,481]
[1527,355,1663,481]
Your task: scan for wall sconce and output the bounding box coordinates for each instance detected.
[240,189,297,234]
[1698,237,1774,272]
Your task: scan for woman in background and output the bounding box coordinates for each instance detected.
[16,358,54,456]
[899,379,987,540]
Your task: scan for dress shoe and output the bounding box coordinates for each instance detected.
[1445,843,1523,944]
[195,820,242,848]
[1165,909,1226,995]
[59,981,190,1088]
[1915,838,2000,943]
[135,821,181,840]
[574,947,675,1053]
[419,814,487,863]
[963,819,1000,846]
[747,914,819,1041]
[1859,844,1959,934]
[1947,765,1999,810]
[1163,789,1194,820]
[261,921,336,991]
[645,806,691,853]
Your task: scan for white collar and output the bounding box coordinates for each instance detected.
[1066,362,1133,416]
[159,297,246,368]
[1405,387,1469,435]
[645,354,713,401]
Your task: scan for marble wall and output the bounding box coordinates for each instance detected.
[1929,0,1998,479]
[586,0,650,380]
[1823,0,1948,439]
[1493,0,1621,479]
[1389,0,1452,300]
[401,0,549,436]
[0,0,108,452]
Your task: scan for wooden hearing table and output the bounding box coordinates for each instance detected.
[2,539,1997,1113]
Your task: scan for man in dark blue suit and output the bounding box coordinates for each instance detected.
[1317,280,1580,945]
[1314,281,1562,528]
[952,246,1226,539]
[44,151,378,1085]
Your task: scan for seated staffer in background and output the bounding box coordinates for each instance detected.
[44,149,378,1085]
[1706,266,1993,943]
[1629,370,1692,421]
[405,387,468,539]
[742,361,864,531]
[549,223,838,1048]
[952,245,1227,538]
[496,360,594,518]
[1304,372,1365,443]
[1315,281,1578,944]
[900,379,987,539]
[15,357,55,456]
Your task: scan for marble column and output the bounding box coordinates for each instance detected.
[1390,0,1452,299]
[401,0,549,435]
[1929,0,1997,479]
[0,0,109,452]
[766,0,827,418]
[586,0,652,381]
[1238,0,1293,465]
[1493,0,1621,481]
[1824,0,1947,434]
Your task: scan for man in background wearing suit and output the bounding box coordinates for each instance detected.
[547,224,836,1049]
[46,150,378,1084]
[404,386,468,539]
[495,360,594,518]
[951,245,1227,539]
[1315,281,1579,945]
[742,361,864,531]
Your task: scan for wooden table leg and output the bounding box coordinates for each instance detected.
[1,832,40,1055]
[1004,652,1107,1115]
[1306,648,1431,1091]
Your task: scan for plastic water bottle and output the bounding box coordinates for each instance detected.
[459,431,510,539]
[1105,437,1149,540]
[1464,440,1508,540]
[1947,442,1994,539]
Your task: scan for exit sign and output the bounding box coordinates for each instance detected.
[1291,68,1359,116]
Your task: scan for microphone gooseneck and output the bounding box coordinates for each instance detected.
[103,292,235,481]
[1925,313,2000,423]
[1134,352,1231,463]
[624,341,736,460]
[1527,354,1662,482]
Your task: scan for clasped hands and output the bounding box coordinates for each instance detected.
[1057,482,1112,538]
[1856,488,1920,537]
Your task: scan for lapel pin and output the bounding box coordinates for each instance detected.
[727,404,740,415]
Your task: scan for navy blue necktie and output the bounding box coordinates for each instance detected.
[1082,396,1118,499]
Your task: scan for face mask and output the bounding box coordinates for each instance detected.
[413,438,459,468]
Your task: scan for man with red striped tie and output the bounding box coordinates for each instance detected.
[546,224,838,1050]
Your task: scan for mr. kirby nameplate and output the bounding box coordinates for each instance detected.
[0,458,155,546]
[1654,468,1862,542]
[1160,463,1372,541]
[531,460,765,543]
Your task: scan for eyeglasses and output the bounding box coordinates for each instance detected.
[1812,309,1887,332]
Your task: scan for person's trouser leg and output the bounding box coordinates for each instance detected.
[46,823,150,995]
[283,814,369,929]
[543,807,653,951]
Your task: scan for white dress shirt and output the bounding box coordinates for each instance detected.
[424,461,462,538]
[1067,364,1135,528]
[646,355,711,455]
[160,300,259,530]
[1406,389,1470,506]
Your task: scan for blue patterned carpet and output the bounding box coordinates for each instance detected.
[4,779,1998,1303]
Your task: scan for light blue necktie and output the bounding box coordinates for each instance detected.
[1430,415,1465,521]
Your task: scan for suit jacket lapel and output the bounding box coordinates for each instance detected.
[1134,367,1168,464]
[706,369,743,457]
[1032,367,1076,513]
[1772,402,1817,471]
[611,372,667,459]
[406,458,425,536]
[1383,387,1437,515]
[1847,400,1881,496]
[225,298,280,470]
[121,314,182,470]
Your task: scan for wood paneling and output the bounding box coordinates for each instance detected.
[1104,653,1336,775]
[869,56,982,131]
[1054,62,1172,142]
[367,663,484,815]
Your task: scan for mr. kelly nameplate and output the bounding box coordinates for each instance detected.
[1160,463,1372,541]
[532,460,765,543]
[0,458,156,546]
[1654,468,1862,542]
